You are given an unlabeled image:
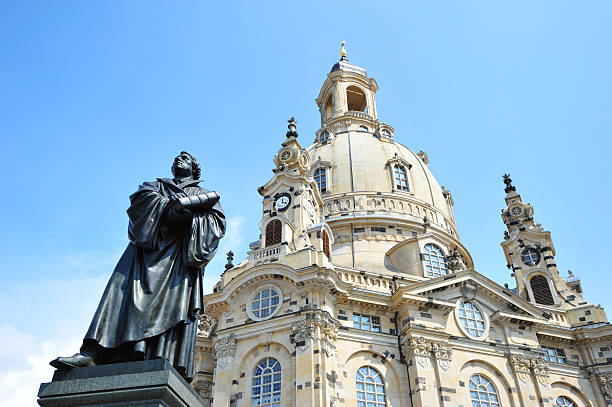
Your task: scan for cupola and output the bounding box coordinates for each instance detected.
[315,42,379,127]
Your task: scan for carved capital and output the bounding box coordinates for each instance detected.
[402,336,433,370]
[212,335,236,359]
[431,341,453,372]
[590,371,612,403]
[292,319,316,343]
[530,357,549,385]
[508,354,531,383]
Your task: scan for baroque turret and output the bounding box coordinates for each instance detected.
[500,174,608,326]
[246,118,333,269]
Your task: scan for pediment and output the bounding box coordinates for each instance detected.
[396,269,550,324]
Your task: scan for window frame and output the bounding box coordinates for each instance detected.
[529,274,555,305]
[355,366,386,407]
[521,247,541,266]
[422,243,448,277]
[251,357,282,407]
[314,168,327,194]
[246,284,283,322]
[385,157,412,193]
[393,165,409,191]
[542,346,566,364]
[265,219,282,247]
[455,299,490,341]
[555,396,576,407]
[352,313,381,333]
[468,374,501,407]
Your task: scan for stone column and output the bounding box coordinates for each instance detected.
[588,370,612,407]
[431,341,454,407]
[508,354,550,407]
[211,334,236,407]
[292,318,318,407]
[401,336,441,407]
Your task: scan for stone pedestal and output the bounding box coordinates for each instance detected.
[37,359,206,407]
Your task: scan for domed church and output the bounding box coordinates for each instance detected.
[193,48,612,407]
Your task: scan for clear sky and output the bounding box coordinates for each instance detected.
[1,1,611,405]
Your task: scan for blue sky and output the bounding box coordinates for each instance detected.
[1,1,611,405]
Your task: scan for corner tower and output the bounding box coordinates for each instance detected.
[500,174,608,326]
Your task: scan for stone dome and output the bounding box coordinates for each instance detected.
[302,58,471,274]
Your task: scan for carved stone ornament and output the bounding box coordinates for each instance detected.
[417,150,429,166]
[508,354,549,385]
[292,319,316,343]
[432,341,453,372]
[197,314,217,338]
[212,335,236,359]
[508,354,531,383]
[403,337,433,370]
[193,377,213,400]
[590,370,612,403]
[445,247,466,272]
[530,357,550,385]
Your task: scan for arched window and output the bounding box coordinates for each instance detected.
[314,168,327,194]
[324,94,333,121]
[469,374,500,407]
[252,357,281,407]
[356,366,386,407]
[347,85,367,112]
[393,165,409,191]
[381,128,391,139]
[265,220,282,247]
[556,396,576,407]
[457,300,486,338]
[322,230,331,259]
[423,244,447,277]
[358,125,368,132]
[530,275,554,305]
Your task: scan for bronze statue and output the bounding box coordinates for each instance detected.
[51,151,225,382]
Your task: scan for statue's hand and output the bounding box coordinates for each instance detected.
[166,198,193,225]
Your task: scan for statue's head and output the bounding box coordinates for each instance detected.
[171,151,201,180]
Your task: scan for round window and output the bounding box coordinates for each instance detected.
[247,285,282,321]
[455,299,489,340]
[521,247,541,266]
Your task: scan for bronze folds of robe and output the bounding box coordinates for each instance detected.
[81,178,225,381]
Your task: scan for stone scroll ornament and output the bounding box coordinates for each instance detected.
[50,151,226,382]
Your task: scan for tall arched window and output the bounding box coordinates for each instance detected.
[322,230,331,259]
[314,168,327,194]
[469,374,500,407]
[347,85,367,112]
[423,244,448,277]
[530,275,554,305]
[252,357,281,407]
[556,396,576,407]
[265,220,282,247]
[356,366,386,407]
[393,165,409,191]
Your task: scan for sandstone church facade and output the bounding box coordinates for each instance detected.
[192,54,612,407]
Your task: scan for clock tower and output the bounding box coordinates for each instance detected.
[248,118,333,268]
[500,174,607,325]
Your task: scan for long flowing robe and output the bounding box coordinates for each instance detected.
[82,178,225,381]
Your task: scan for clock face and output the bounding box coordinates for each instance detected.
[510,206,523,217]
[274,193,291,212]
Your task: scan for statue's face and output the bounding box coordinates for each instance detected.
[172,153,193,177]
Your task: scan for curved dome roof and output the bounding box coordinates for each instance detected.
[306,131,456,229]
